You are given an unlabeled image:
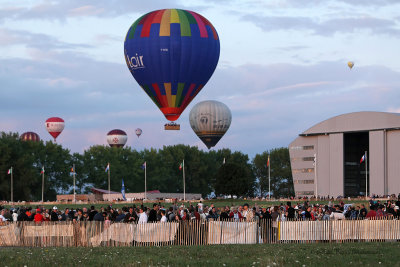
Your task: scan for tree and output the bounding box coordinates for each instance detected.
[252,147,294,197]
[214,162,255,197]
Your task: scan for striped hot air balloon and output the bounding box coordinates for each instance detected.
[124,9,220,122]
[20,132,40,142]
[107,129,128,148]
[189,100,232,149]
[45,117,65,142]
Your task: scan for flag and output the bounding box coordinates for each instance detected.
[7,168,12,175]
[70,167,76,175]
[40,166,45,174]
[223,158,226,164]
[360,154,365,163]
[141,162,146,170]
[267,156,270,167]
[105,163,110,172]
[179,162,183,170]
[121,179,126,201]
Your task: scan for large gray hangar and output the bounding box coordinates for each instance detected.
[289,111,400,197]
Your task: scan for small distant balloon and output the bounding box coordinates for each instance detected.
[189,100,232,149]
[45,117,65,142]
[20,132,40,142]
[107,129,127,148]
[348,61,354,69]
[135,128,142,138]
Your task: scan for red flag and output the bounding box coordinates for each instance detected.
[267,156,270,167]
[179,163,183,170]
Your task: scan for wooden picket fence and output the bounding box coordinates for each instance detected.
[0,218,399,247]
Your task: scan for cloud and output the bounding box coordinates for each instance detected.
[0,0,189,22]
[242,14,400,37]
[0,28,92,51]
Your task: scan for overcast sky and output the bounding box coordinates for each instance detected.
[1,0,400,158]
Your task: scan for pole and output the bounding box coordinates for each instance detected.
[73,164,76,203]
[314,153,318,198]
[10,167,13,203]
[108,163,110,200]
[365,151,368,198]
[41,168,44,203]
[268,155,271,200]
[144,162,147,200]
[183,159,186,201]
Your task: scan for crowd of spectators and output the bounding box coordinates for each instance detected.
[1,197,400,225]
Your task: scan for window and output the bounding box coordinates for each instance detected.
[294,179,314,184]
[290,145,314,150]
[296,191,314,195]
[291,157,315,162]
[292,168,314,174]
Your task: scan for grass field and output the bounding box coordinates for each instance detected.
[1,242,399,266]
[4,198,371,210]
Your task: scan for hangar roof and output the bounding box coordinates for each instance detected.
[301,111,400,136]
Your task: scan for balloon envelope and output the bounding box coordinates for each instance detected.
[135,128,142,137]
[124,9,220,121]
[189,100,232,149]
[20,132,40,142]
[348,61,354,69]
[45,117,65,141]
[107,129,128,148]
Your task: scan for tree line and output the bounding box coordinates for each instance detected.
[0,132,294,201]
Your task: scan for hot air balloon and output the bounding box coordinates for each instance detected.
[20,132,40,142]
[135,128,142,138]
[45,117,65,142]
[189,100,232,149]
[348,61,354,69]
[107,129,128,148]
[124,9,220,127]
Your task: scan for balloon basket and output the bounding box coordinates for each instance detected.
[164,122,180,130]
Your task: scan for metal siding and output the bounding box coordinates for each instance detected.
[387,130,400,194]
[329,133,344,197]
[317,135,330,196]
[289,136,317,196]
[369,131,385,195]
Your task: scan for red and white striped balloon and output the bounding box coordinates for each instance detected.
[45,117,65,142]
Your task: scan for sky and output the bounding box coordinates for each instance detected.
[1,0,400,158]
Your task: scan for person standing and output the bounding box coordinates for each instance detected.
[160,210,167,222]
[50,206,59,221]
[138,207,148,224]
[148,204,159,222]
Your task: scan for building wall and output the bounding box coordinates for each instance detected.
[56,194,95,202]
[369,130,385,195]
[289,136,318,196]
[317,135,330,196]
[387,130,400,195]
[329,133,344,197]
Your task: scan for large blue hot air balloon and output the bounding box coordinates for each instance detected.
[124,9,220,122]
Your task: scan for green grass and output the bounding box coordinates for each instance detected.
[0,242,399,266]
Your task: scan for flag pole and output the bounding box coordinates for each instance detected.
[268,155,271,200]
[10,167,13,203]
[108,163,110,200]
[365,151,368,198]
[183,159,186,202]
[73,164,76,203]
[41,167,44,203]
[144,162,147,200]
